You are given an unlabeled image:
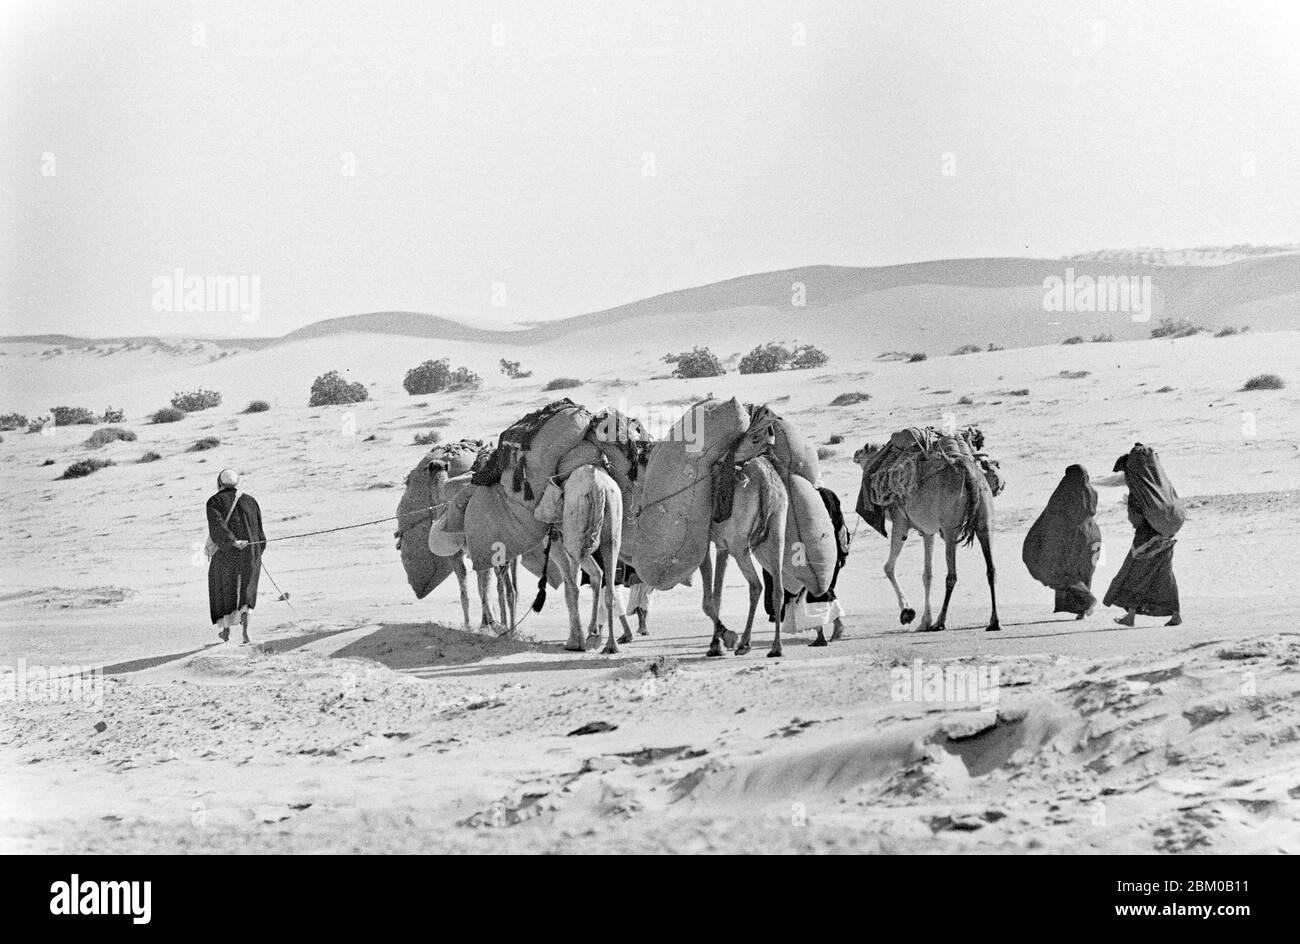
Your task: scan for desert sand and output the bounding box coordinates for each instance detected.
[1,317,1298,853]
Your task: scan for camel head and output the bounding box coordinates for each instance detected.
[854,442,884,468]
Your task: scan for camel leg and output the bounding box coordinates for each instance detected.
[496,563,516,635]
[979,524,1000,632]
[599,521,622,654]
[477,569,496,630]
[555,552,586,652]
[731,551,763,651]
[582,558,604,645]
[917,533,937,632]
[884,523,914,624]
[931,537,958,632]
[766,518,787,659]
[705,550,727,657]
[712,547,738,650]
[616,580,634,645]
[451,554,472,631]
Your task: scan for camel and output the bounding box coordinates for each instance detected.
[464,462,624,653]
[423,462,514,632]
[700,457,790,657]
[855,439,1000,633]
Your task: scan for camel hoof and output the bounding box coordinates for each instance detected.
[721,629,738,650]
[706,643,723,658]
[602,643,619,655]
[767,648,783,658]
[637,628,649,637]
[735,643,751,656]
[1165,615,1182,627]
[918,624,942,633]
[618,631,633,644]
[564,642,586,652]
[986,621,1001,632]
[809,636,828,648]
[900,608,916,625]
[830,629,844,642]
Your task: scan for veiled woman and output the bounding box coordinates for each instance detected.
[1021,464,1101,618]
[1093,444,1185,627]
[206,469,267,643]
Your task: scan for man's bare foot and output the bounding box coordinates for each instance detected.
[1075,612,1085,620]
[830,619,844,642]
[240,632,250,644]
[218,628,229,642]
[1165,614,1182,626]
[1114,613,1135,627]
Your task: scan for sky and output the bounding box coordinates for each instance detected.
[2,0,1298,338]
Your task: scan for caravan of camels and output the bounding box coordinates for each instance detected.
[392,395,1071,658]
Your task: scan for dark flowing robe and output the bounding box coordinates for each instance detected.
[1103,445,1183,616]
[764,485,850,620]
[207,488,266,624]
[1021,465,1101,615]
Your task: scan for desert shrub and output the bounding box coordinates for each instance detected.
[1241,374,1284,391]
[830,391,870,406]
[987,343,1005,352]
[1155,386,1175,393]
[957,395,974,405]
[907,352,927,363]
[543,377,583,391]
[827,434,844,445]
[1091,334,1114,343]
[790,344,829,369]
[170,389,222,412]
[1062,336,1084,345]
[0,412,28,430]
[1059,370,1090,379]
[242,400,270,414]
[186,437,221,452]
[40,458,54,466]
[28,415,51,433]
[102,406,125,423]
[59,458,114,480]
[499,359,532,379]
[413,430,442,446]
[149,407,186,424]
[310,370,369,406]
[139,451,162,463]
[1008,388,1030,396]
[84,427,137,448]
[1215,326,1248,338]
[1150,318,1201,339]
[816,446,837,461]
[403,359,481,395]
[50,406,99,425]
[666,347,725,379]
[952,344,982,356]
[738,342,791,375]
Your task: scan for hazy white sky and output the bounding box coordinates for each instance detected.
[2,0,1298,337]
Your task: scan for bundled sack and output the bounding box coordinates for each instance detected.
[463,482,548,571]
[632,398,749,590]
[1118,442,1185,538]
[476,399,593,502]
[781,473,837,597]
[395,443,481,598]
[745,405,820,484]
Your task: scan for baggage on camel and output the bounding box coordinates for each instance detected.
[470,398,593,504]
[856,426,993,537]
[742,405,834,596]
[631,397,750,590]
[744,404,821,483]
[395,439,484,598]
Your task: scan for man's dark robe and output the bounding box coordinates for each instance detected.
[1022,464,1101,615]
[207,488,266,624]
[1103,445,1182,616]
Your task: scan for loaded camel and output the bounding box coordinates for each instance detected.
[854,428,1001,633]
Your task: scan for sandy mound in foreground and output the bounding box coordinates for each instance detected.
[2,629,1297,853]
